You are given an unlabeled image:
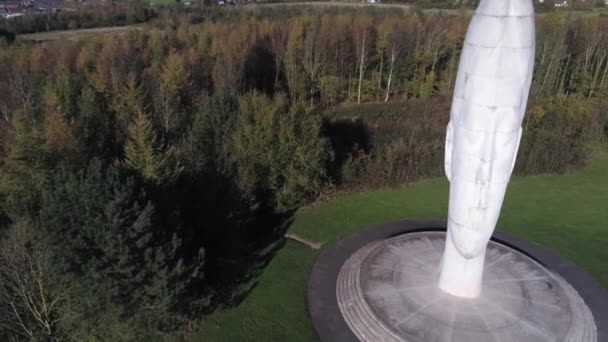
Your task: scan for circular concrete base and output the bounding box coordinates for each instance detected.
[307,221,608,342]
[337,231,595,341]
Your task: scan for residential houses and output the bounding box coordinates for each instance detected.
[0,0,63,19]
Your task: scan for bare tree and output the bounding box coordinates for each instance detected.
[0,102,10,126]
[8,70,35,118]
[385,20,405,102]
[269,22,288,91]
[0,221,69,341]
[303,18,324,109]
[353,16,374,105]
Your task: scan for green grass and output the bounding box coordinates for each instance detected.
[17,25,144,42]
[192,147,608,341]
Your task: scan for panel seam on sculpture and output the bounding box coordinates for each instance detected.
[451,120,522,135]
[474,13,534,19]
[450,121,522,133]
[459,70,529,82]
[463,41,534,50]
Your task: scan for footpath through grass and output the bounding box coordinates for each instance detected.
[193,148,608,341]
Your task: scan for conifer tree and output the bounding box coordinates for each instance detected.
[42,82,79,156]
[189,88,239,173]
[124,110,181,184]
[39,161,204,320]
[76,85,113,157]
[111,73,147,135]
[0,111,50,220]
[157,52,192,138]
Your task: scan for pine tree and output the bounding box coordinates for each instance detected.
[189,88,239,173]
[42,82,79,156]
[157,52,192,138]
[110,73,147,135]
[124,110,181,184]
[39,161,204,319]
[0,111,50,220]
[76,85,113,157]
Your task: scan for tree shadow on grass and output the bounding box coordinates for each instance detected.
[201,208,294,312]
[167,171,295,315]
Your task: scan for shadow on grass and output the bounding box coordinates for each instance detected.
[164,171,295,315]
[200,209,294,312]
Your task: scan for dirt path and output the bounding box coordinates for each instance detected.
[285,232,324,250]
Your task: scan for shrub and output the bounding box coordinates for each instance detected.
[0,28,15,45]
[323,97,448,189]
[517,95,597,174]
[324,94,599,190]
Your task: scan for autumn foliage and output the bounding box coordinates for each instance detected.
[0,7,606,339]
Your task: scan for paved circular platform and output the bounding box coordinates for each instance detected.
[337,231,595,341]
[308,220,608,342]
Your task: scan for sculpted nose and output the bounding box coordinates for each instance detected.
[475,160,492,184]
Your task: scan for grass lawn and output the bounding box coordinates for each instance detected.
[17,25,145,42]
[192,147,608,341]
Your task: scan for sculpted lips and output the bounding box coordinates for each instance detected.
[448,214,492,259]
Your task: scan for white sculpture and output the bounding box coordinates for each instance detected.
[438,0,536,298]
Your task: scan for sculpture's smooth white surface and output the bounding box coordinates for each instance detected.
[438,0,536,298]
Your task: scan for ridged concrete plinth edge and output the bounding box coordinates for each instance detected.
[337,231,595,341]
[307,220,608,342]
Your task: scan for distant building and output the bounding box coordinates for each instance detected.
[4,5,26,18]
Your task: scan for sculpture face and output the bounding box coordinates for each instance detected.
[438,0,535,298]
[445,119,521,259]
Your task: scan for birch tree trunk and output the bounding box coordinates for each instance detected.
[558,53,571,94]
[357,33,366,105]
[589,51,606,98]
[599,55,608,89]
[377,53,383,102]
[385,49,396,103]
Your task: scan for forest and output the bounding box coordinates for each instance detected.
[0,6,607,340]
